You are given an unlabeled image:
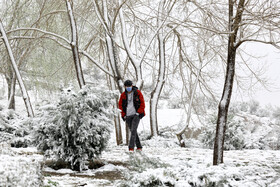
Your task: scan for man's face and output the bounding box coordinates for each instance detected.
[125,85,132,92]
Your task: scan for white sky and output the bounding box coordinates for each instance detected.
[234,43,280,107]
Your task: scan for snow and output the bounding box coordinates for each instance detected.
[1,90,280,186]
[1,103,280,186]
[0,143,43,186]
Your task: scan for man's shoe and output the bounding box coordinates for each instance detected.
[129,148,134,152]
[136,148,142,151]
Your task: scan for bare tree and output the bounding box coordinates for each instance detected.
[65,0,85,89]
[1,0,23,110]
[0,18,34,117]
[92,0,124,145]
[149,0,177,136]
[149,0,166,136]
[213,0,280,165]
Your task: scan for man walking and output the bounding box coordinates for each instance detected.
[118,80,145,152]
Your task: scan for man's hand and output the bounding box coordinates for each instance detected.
[122,116,126,121]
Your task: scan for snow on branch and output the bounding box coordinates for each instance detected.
[6,28,70,44]
[0,19,34,117]
[81,51,114,77]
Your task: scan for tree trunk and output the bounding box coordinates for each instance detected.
[0,19,34,117]
[176,63,202,147]
[65,0,85,89]
[213,0,245,165]
[114,98,123,145]
[106,41,124,145]
[149,30,165,137]
[104,40,123,145]
[93,0,124,145]
[8,73,16,109]
[110,78,123,145]
[149,1,166,137]
[4,61,16,110]
[213,48,236,165]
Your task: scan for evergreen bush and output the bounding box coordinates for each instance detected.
[200,106,280,150]
[34,85,116,171]
[0,109,32,147]
[200,113,245,150]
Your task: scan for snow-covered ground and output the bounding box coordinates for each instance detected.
[1,95,280,186]
[1,130,280,186]
[3,139,279,187]
[0,144,43,186]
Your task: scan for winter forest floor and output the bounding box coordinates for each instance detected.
[2,138,280,187]
[1,98,280,186]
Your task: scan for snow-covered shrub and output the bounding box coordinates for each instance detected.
[0,109,32,147]
[201,113,245,150]
[200,109,280,150]
[0,143,43,186]
[128,152,170,172]
[0,104,4,111]
[119,168,175,187]
[34,85,116,171]
[0,109,18,134]
[248,100,260,114]
[168,98,184,109]
[272,107,280,125]
[240,102,249,112]
[232,101,271,118]
[11,118,34,148]
[272,107,280,119]
[256,108,270,117]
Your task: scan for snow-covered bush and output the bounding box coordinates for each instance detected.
[256,108,270,117]
[0,109,32,147]
[231,101,271,118]
[248,100,260,114]
[121,168,175,187]
[0,110,15,143]
[200,113,245,150]
[11,118,34,148]
[0,143,43,186]
[272,107,280,125]
[168,98,184,109]
[34,85,116,171]
[200,108,280,150]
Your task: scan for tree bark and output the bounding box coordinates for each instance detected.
[0,18,34,117]
[109,71,123,145]
[149,4,165,137]
[149,1,167,137]
[213,0,245,165]
[7,73,16,109]
[4,61,16,110]
[65,0,85,89]
[149,34,165,136]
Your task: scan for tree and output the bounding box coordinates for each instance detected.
[213,0,280,165]
[0,0,32,110]
[0,18,34,117]
[65,0,86,89]
[92,0,124,145]
[149,0,177,137]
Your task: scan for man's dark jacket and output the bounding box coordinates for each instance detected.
[118,86,145,119]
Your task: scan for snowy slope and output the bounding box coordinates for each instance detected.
[41,142,280,187]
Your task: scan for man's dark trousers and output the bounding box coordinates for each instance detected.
[126,115,142,150]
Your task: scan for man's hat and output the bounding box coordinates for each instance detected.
[124,80,133,86]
